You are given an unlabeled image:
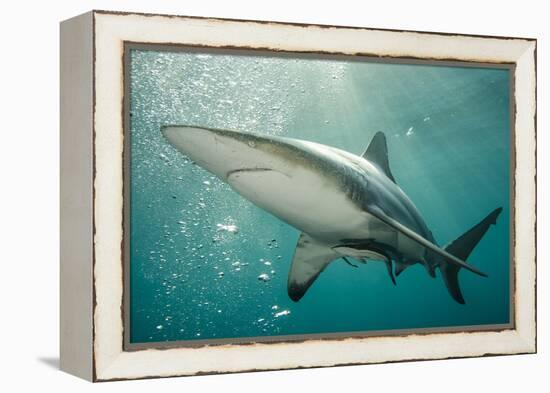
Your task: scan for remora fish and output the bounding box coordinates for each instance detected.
[162,126,502,304]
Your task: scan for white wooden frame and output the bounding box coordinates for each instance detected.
[60,10,536,381]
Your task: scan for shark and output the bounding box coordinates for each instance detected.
[162,125,502,304]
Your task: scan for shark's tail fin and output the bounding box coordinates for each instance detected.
[441,207,503,304]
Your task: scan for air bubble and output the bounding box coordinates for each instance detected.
[257,273,271,282]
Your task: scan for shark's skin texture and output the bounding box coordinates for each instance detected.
[162,126,501,304]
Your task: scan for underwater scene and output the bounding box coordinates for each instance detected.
[128,48,511,344]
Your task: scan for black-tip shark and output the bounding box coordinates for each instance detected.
[162,126,502,304]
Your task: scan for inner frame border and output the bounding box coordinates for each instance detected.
[121,41,517,352]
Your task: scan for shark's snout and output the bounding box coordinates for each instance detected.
[162,126,236,178]
[161,125,214,153]
[161,125,280,182]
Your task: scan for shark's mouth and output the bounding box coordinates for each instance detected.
[225,167,275,179]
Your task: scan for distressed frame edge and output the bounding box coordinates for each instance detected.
[512,40,537,354]
[122,43,517,352]
[91,9,538,42]
[90,11,537,382]
[59,11,95,381]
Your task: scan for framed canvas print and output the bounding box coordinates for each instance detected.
[60,10,537,381]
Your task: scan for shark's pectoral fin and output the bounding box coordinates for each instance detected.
[287,233,339,302]
[362,132,396,183]
[367,206,488,277]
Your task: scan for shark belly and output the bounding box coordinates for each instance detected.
[227,164,425,261]
[227,165,368,242]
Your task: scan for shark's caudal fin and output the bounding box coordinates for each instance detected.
[362,132,396,183]
[441,207,503,304]
[287,233,339,302]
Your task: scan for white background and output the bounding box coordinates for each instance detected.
[0,0,545,391]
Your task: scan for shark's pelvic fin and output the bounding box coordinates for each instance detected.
[384,258,396,285]
[362,132,396,183]
[394,260,407,276]
[287,233,339,302]
[441,207,503,304]
[367,205,488,277]
[342,256,359,268]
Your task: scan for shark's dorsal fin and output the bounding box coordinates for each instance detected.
[287,233,339,302]
[362,132,396,183]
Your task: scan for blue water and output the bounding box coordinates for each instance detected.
[129,49,511,344]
